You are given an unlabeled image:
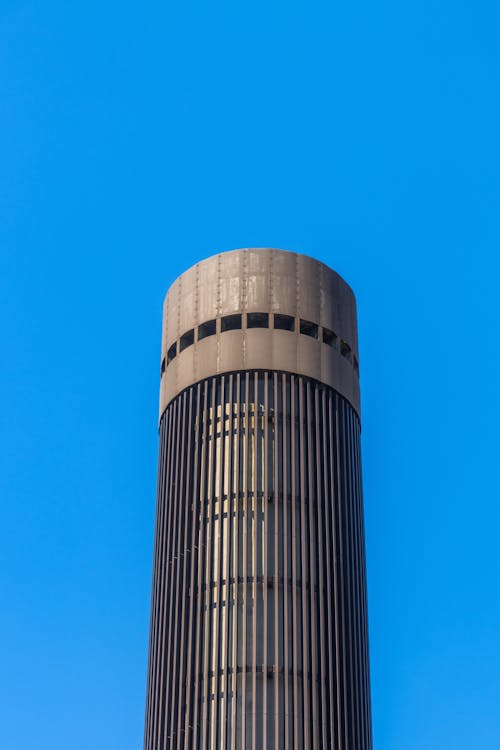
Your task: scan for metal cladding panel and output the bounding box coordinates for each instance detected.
[159,249,361,418]
[270,253,297,314]
[296,253,320,323]
[144,371,372,749]
[197,257,220,323]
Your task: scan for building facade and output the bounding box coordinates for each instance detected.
[144,248,372,749]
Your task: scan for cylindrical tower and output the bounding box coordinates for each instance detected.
[144,248,372,749]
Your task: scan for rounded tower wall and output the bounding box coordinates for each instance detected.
[159,248,360,419]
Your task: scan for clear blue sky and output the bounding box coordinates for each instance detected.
[1,2,499,748]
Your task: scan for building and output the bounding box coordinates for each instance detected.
[144,248,372,749]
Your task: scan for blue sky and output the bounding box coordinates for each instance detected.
[1,2,499,748]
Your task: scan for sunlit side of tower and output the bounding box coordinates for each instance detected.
[144,248,372,749]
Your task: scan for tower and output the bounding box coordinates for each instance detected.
[144,248,372,748]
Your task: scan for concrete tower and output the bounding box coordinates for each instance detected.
[144,248,372,749]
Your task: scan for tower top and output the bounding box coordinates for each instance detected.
[159,248,360,418]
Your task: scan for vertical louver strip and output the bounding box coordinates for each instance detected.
[145,371,372,749]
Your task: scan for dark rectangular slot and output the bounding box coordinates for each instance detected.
[167,342,177,364]
[247,312,269,329]
[322,327,337,347]
[221,314,242,332]
[180,328,194,352]
[198,319,216,340]
[340,340,352,360]
[274,314,295,332]
[161,357,166,374]
[300,319,318,339]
